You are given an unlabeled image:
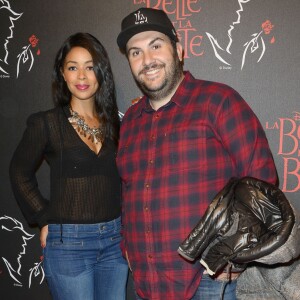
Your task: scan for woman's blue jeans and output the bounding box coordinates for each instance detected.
[43,217,128,300]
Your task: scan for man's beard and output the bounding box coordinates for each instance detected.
[133,51,183,101]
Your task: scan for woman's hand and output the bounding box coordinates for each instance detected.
[125,250,132,272]
[40,225,48,248]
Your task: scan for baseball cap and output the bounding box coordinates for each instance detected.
[117,7,178,51]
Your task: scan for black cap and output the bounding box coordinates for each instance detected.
[117,8,178,51]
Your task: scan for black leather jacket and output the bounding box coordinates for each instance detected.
[177,177,296,275]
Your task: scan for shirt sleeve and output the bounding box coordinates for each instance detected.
[9,112,49,228]
[214,88,278,185]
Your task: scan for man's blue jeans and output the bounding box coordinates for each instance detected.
[135,273,237,300]
[43,217,128,300]
[191,274,237,300]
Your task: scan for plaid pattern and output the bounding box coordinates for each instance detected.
[117,72,277,299]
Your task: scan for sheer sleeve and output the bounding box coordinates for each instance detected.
[9,112,49,227]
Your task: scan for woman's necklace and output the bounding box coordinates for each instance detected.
[68,106,104,144]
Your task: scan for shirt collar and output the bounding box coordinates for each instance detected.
[133,71,193,118]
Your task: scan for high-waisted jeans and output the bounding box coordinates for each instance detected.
[43,217,128,300]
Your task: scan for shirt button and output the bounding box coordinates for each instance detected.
[151,134,155,140]
[149,159,154,164]
[144,205,149,211]
[148,254,152,259]
[145,183,150,188]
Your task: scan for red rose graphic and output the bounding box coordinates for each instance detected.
[262,20,274,35]
[29,34,39,47]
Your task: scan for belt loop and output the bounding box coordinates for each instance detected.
[114,217,118,232]
[115,216,120,232]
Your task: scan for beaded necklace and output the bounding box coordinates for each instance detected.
[68,106,104,144]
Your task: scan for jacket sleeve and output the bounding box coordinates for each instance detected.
[9,112,49,228]
[233,177,296,263]
[198,179,284,275]
[202,178,295,275]
[178,177,296,276]
[177,178,238,261]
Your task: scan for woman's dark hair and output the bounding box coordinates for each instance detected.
[52,32,120,145]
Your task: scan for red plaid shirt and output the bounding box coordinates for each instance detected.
[117,72,277,299]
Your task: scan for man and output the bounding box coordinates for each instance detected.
[116,7,277,300]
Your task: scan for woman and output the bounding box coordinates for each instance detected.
[9,32,128,300]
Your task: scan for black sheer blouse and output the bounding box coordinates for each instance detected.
[9,106,121,228]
